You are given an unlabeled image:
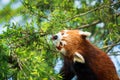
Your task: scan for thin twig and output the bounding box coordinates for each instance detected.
[77,20,101,29]
[62,5,108,23]
[62,1,120,23]
[102,42,120,53]
[108,52,120,56]
[102,42,120,49]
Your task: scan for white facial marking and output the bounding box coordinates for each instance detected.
[79,31,91,37]
[62,30,69,37]
[53,32,62,46]
[53,30,68,47]
[74,52,85,63]
[60,41,67,46]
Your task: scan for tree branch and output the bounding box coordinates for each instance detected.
[62,1,120,23]
[77,20,101,29]
[62,5,107,23]
[108,51,120,56]
[102,42,120,53]
[102,43,120,49]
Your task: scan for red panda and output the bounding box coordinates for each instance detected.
[52,30,119,80]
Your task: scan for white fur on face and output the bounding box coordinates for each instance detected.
[53,32,63,47]
[53,30,68,46]
[52,30,69,55]
[62,30,69,37]
[60,41,67,46]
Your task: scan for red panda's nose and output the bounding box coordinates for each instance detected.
[52,35,58,40]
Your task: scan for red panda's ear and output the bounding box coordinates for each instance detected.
[73,52,85,63]
[79,31,91,39]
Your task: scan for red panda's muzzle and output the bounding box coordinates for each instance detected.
[56,46,62,50]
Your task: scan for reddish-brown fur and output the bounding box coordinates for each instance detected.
[76,40,119,80]
[53,30,119,80]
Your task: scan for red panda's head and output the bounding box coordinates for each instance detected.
[52,30,91,63]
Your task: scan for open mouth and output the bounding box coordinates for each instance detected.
[56,46,62,50]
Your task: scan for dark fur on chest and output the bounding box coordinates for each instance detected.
[73,62,97,80]
[60,57,97,80]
